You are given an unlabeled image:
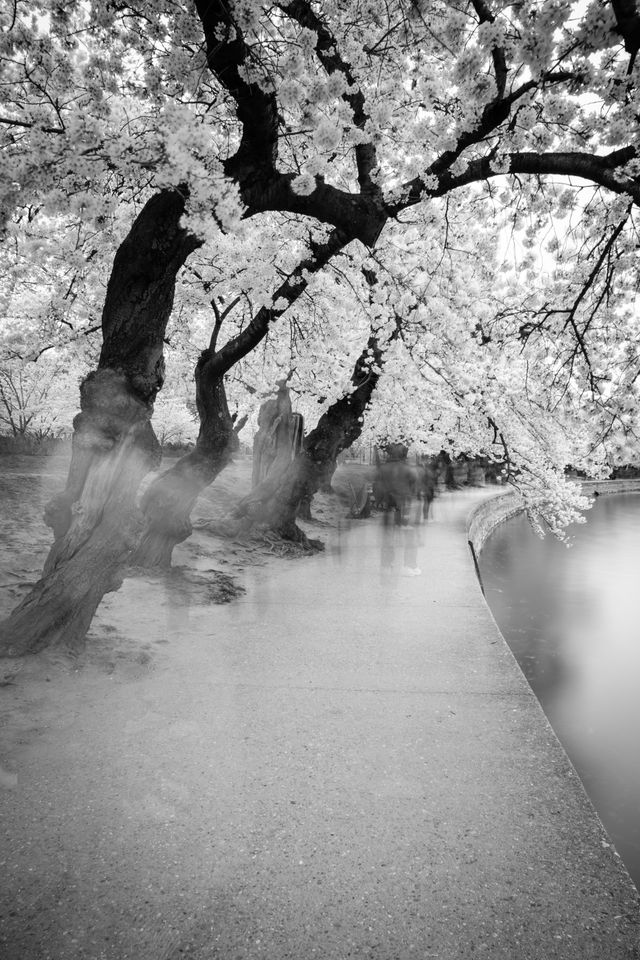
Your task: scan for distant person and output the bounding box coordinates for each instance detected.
[417,458,436,519]
[376,443,421,575]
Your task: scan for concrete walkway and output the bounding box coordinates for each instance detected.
[1,489,640,959]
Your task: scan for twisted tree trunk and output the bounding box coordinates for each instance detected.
[132,357,238,569]
[0,190,200,656]
[234,330,390,546]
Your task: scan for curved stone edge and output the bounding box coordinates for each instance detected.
[467,478,640,555]
[465,479,640,903]
[467,488,522,555]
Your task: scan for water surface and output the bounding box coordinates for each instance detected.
[479,493,640,890]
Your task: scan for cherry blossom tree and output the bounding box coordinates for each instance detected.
[0,354,78,439]
[3,1,640,653]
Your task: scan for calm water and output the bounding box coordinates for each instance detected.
[479,493,640,891]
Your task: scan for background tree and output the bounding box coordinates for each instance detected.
[0,355,79,440]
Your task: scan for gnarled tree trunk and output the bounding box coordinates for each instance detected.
[234,330,390,546]
[0,190,200,656]
[132,358,238,569]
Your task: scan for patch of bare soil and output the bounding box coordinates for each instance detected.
[0,454,351,665]
[0,450,358,711]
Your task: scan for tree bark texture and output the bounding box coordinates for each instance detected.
[132,359,237,569]
[0,190,200,656]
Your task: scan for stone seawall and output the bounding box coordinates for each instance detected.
[467,478,640,555]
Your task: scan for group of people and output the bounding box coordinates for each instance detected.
[251,383,436,577]
[374,444,436,576]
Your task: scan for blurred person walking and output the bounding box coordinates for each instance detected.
[376,443,422,575]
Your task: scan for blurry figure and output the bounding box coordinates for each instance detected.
[468,460,486,486]
[376,443,421,575]
[433,450,452,492]
[372,468,387,511]
[416,457,437,519]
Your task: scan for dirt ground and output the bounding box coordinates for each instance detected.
[0,453,361,777]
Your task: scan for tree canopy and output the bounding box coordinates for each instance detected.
[2,0,640,532]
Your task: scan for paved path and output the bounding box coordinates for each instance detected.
[1,489,640,959]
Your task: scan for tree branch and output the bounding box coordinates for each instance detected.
[610,0,640,72]
[209,227,352,376]
[238,173,387,246]
[394,146,640,211]
[208,295,242,352]
[469,0,508,98]
[0,116,64,134]
[390,70,580,214]
[193,0,280,184]
[278,0,381,196]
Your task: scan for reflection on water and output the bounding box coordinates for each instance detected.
[479,493,640,890]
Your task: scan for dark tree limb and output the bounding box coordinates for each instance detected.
[209,295,241,352]
[193,0,280,183]
[610,0,640,71]
[394,70,580,211]
[238,176,387,247]
[392,146,640,213]
[469,0,508,98]
[209,228,352,378]
[278,0,381,197]
[192,3,592,247]
[192,0,388,242]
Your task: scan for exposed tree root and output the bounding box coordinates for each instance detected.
[126,564,245,605]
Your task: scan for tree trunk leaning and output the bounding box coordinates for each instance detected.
[234,332,388,545]
[0,190,200,656]
[132,368,238,569]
